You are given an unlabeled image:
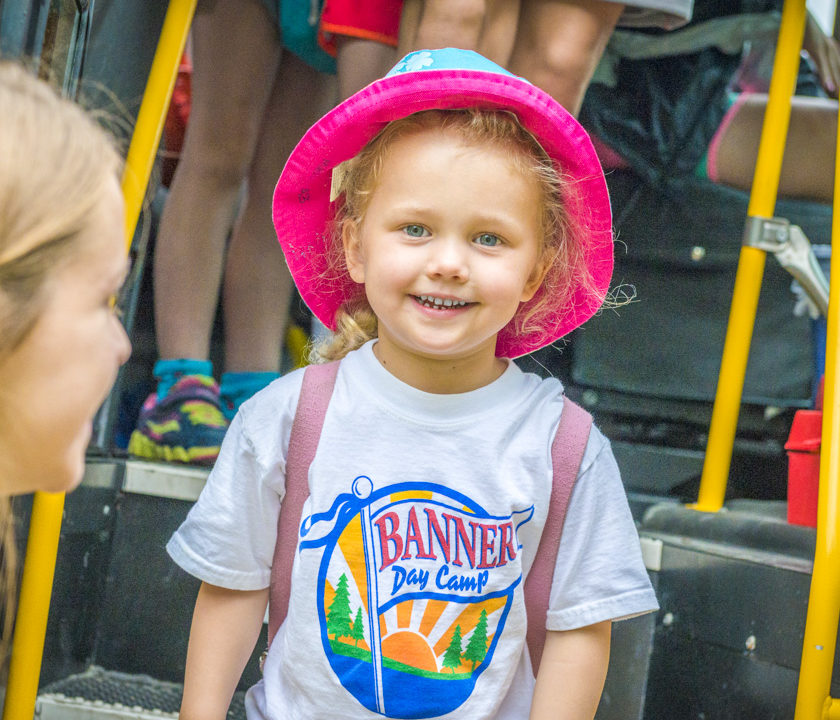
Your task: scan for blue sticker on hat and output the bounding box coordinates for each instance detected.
[386,48,517,80]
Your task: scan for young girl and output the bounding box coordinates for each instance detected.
[168,48,657,720]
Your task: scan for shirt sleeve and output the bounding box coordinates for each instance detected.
[166,372,303,590]
[545,428,659,630]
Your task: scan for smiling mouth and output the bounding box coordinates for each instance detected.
[414,294,472,310]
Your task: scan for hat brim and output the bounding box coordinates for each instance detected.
[273,68,613,358]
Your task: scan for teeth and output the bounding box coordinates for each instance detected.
[418,295,468,308]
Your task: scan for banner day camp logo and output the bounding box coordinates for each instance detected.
[298,476,534,718]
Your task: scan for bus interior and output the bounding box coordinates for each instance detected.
[1,1,840,718]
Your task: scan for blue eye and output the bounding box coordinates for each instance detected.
[475,233,501,247]
[403,224,428,238]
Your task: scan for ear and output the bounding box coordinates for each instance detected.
[342,220,366,284]
[520,251,551,303]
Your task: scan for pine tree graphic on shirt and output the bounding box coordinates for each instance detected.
[298,476,534,718]
[463,610,489,670]
[352,607,365,647]
[442,626,463,673]
[327,573,353,640]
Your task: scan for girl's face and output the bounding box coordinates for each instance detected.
[0,178,131,494]
[344,127,547,393]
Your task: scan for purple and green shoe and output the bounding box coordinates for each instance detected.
[128,375,229,466]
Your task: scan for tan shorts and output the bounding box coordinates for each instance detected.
[616,0,694,30]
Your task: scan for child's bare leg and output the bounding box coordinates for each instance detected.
[153,0,281,362]
[479,0,520,65]
[399,0,485,54]
[223,52,337,373]
[398,0,518,66]
[336,37,396,100]
[508,0,624,115]
[713,94,837,204]
[398,0,422,52]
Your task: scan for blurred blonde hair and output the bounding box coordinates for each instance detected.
[0,61,122,360]
[0,61,122,652]
[312,108,595,363]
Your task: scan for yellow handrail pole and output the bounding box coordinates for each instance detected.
[694,0,807,512]
[1,3,196,720]
[122,0,198,246]
[794,71,840,720]
[1,493,64,720]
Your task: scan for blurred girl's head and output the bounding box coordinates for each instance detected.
[0,62,131,495]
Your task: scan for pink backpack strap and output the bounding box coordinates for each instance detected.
[267,361,340,645]
[524,397,592,676]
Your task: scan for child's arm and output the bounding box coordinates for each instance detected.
[529,621,612,720]
[180,582,269,720]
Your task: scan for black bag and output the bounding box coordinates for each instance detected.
[571,171,828,408]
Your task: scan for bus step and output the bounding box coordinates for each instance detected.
[38,667,246,720]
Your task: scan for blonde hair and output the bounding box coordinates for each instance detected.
[312,108,596,363]
[0,62,122,654]
[0,61,122,360]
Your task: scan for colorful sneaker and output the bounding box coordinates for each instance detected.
[128,375,229,466]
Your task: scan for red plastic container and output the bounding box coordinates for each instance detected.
[785,409,823,527]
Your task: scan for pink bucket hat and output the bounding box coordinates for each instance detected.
[273,48,613,358]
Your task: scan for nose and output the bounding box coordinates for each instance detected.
[114,319,132,366]
[426,236,470,282]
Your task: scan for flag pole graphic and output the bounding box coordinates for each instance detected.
[355,477,386,714]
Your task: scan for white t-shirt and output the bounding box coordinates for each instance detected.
[168,341,657,720]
